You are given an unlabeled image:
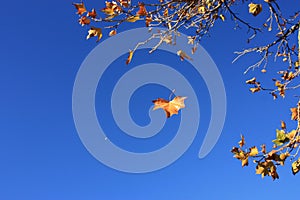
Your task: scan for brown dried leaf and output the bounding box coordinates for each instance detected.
[152,96,187,118]
[239,135,245,148]
[248,3,262,16]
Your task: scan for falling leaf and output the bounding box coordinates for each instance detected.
[87,8,97,18]
[79,16,90,26]
[126,50,134,65]
[177,50,192,61]
[137,2,147,16]
[248,3,262,16]
[73,2,87,15]
[109,30,117,37]
[152,96,187,118]
[86,27,102,42]
[126,16,140,22]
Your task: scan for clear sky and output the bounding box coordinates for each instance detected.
[1,0,300,199]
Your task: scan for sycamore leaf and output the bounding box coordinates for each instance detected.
[101,7,115,15]
[249,146,259,157]
[87,8,97,18]
[145,16,152,27]
[177,50,192,61]
[102,2,122,16]
[126,16,140,22]
[272,129,289,146]
[242,156,249,167]
[86,27,102,42]
[287,130,297,140]
[73,2,87,15]
[249,87,261,93]
[152,96,187,118]
[246,77,257,84]
[126,50,134,65]
[248,3,262,16]
[291,107,298,120]
[79,16,90,26]
[117,0,131,8]
[137,2,147,16]
[109,30,117,37]
[292,157,300,175]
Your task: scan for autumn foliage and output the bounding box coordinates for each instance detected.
[73,0,300,180]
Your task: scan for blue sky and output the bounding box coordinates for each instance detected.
[1,0,300,199]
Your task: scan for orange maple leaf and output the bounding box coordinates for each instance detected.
[152,96,187,118]
[73,2,87,15]
[137,2,147,16]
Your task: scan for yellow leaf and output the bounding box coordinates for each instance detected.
[242,156,249,167]
[126,50,134,65]
[86,27,102,42]
[219,14,225,21]
[250,87,261,93]
[248,3,262,16]
[198,6,206,14]
[292,158,300,175]
[163,8,169,17]
[126,16,140,22]
[249,146,259,157]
